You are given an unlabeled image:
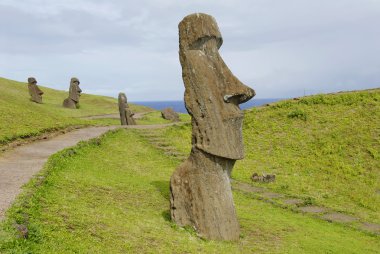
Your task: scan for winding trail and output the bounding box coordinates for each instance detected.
[0,122,180,221]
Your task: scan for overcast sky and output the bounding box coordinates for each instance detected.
[1,0,379,101]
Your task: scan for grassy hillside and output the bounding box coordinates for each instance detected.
[160,89,380,223]
[0,77,150,146]
[0,129,378,253]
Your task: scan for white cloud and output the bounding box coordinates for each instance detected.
[0,0,379,100]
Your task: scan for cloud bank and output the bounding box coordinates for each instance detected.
[1,0,379,100]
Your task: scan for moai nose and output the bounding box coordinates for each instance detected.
[224,78,255,105]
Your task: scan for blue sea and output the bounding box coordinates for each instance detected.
[132,98,284,113]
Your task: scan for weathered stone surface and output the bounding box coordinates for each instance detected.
[27,77,43,103]
[63,77,82,109]
[170,13,255,241]
[161,108,180,122]
[118,93,136,125]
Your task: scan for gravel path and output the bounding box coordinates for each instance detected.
[0,122,179,221]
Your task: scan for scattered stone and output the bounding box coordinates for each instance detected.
[14,224,28,239]
[161,108,180,122]
[170,13,255,241]
[63,77,82,109]
[118,93,136,125]
[322,213,357,223]
[251,173,276,183]
[298,206,327,214]
[27,77,43,103]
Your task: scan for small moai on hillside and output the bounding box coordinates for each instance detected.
[170,13,255,241]
[27,77,44,103]
[161,107,180,122]
[118,92,136,125]
[63,77,82,109]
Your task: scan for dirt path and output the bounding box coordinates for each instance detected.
[80,111,154,120]
[0,122,178,221]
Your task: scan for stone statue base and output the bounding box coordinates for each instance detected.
[170,148,240,241]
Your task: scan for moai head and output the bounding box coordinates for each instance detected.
[118,93,128,109]
[27,77,37,85]
[69,77,82,102]
[179,13,255,160]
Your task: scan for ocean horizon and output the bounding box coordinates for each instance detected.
[132,98,285,113]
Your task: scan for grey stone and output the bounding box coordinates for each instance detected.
[161,108,180,122]
[63,77,82,109]
[251,173,276,183]
[170,13,255,241]
[118,93,136,125]
[27,77,43,103]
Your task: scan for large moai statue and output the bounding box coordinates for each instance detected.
[63,77,82,109]
[170,13,255,241]
[118,92,136,125]
[27,77,44,103]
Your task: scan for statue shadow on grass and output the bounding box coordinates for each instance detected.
[150,180,171,222]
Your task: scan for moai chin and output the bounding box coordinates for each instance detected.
[63,77,82,109]
[118,93,136,125]
[27,77,44,103]
[170,13,255,241]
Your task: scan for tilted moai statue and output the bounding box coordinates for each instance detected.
[118,93,136,125]
[63,77,82,109]
[27,77,44,103]
[170,13,255,241]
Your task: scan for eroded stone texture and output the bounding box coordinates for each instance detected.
[118,93,136,125]
[27,77,43,103]
[161,108,180,122]
[170,13,255,241]
[63,77,82,109]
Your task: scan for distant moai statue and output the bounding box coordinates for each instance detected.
[63,77,82,109]
[170,13,255,241]
[27,77,43,103]
[118,93,136,125]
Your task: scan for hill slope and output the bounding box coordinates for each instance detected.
[0,77,149,146]
[160,89,380,223]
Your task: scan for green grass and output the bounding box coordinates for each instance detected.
[1,129,379,253]
[0,77,151,146]
[158,89,380,224]
[136,111,190,125]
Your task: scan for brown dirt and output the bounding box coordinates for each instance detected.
[298,206,327,214]
[322,213,357,223]
[283,199,304,205]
